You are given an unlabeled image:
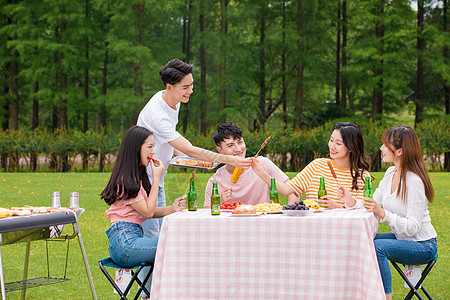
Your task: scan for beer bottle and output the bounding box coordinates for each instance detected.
[211,182,220,215]
[187,179,197,211]
[318,177,327,201]
[364,177,373,199]
[270,178,279,204]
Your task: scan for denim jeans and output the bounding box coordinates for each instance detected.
[138,186,166,296]
[105,222,158,268]
[374,233,437,294]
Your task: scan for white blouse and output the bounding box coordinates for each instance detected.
[373,166,437,242]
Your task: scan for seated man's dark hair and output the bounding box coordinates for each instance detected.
[160,58,193,86]
[212,122,243,146]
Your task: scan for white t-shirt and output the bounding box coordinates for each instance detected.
[374,166,437,241]
[137,90,181,187]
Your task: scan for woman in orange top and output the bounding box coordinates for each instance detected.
[253,122,371,209]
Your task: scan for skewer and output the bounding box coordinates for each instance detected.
[184,169,197,195]
[253,135,272,158]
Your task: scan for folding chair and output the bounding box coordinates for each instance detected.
[98,257,153,300]
[389,253,438,300]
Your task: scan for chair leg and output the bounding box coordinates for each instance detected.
[390,261,423,300]
[98,261,129,300]
[133,265,153,300]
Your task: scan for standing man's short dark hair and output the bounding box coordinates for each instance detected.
[159,58,193,86]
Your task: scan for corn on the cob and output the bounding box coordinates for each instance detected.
[231,167,244,183]
[0,207,12,219]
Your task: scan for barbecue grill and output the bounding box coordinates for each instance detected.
[0,209,97,299]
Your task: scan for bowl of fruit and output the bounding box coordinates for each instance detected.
[281,201,314,216]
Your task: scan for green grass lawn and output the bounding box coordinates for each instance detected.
[0,170,448,299]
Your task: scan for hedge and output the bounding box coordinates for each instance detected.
[0,118,448,172]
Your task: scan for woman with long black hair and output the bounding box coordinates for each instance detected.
[253,122,371,208]
[101,125,186,269]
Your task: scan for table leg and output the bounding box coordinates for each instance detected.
[73,222,97,300]
[0,235,5,300]
[20,241,31,300]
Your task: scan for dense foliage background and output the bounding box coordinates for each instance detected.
[0,0,449,171]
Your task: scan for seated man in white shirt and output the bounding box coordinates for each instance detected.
[204,122,298,207]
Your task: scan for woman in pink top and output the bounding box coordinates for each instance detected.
[101,126,186,271]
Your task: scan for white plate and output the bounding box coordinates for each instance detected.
[281,209,314,217]
[259,210,282,214]
[229,212,263,217]
[169,156,219,170]
[220,209,234,212]
[313,207,326,213]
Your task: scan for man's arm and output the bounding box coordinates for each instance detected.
[169,136,252,169]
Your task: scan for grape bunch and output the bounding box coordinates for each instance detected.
[282,201,309,210]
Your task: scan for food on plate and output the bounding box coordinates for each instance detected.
[0,207,12,218]
[176,159,214,168]
[10,209,32,216]
[232,204,256,215]
[220,201,243,210]
[231,167,244,183]
[282,200,310,211]
[303,200,320,210]
[0,206,74,218]
[254,202,282,212]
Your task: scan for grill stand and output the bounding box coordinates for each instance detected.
[0,210,97,300]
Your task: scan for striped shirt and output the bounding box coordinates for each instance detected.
[287,158,370,206]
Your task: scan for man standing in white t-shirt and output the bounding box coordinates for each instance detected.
[204,122,298,207]
[136,59,251,298]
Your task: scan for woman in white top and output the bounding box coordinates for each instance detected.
[363,125,437,300]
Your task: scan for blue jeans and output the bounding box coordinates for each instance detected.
[139,186,166,296]
[374,233,437,294]
[105,222,158,268]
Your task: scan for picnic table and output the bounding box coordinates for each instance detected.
[150,208,385,300]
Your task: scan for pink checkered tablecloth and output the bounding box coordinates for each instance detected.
[150,208,384,300]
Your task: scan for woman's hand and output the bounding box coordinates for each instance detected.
[150,158,165,178]
[251,158,266,178]
[337,185,356,207]
[221,188,232,204]
[363,197,385,219]
[171,195,187,212]
[318,195,343,209]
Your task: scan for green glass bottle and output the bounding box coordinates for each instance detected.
[270,178,279,204]
[364,177,373,199]
[187,179,197,211]
[211,182,220,215]
[318,177,327,201]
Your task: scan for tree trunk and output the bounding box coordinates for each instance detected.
[182,0,192,134]
[99,41,109,172]
[443,0,449,171]
[82,0,90,172]
[2,72,9,170]
[415,0,424,128]
[258,2,266,129]
[132,2,145,126]
[372,0,384,122]
[219,0,228,119]
[294,0,304,130]
[199,11,207,135]
[335,1,341,107]
[31,81,39,172]
[59,20,68,131]
[281,0,287,128]
[341,0,347,115]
